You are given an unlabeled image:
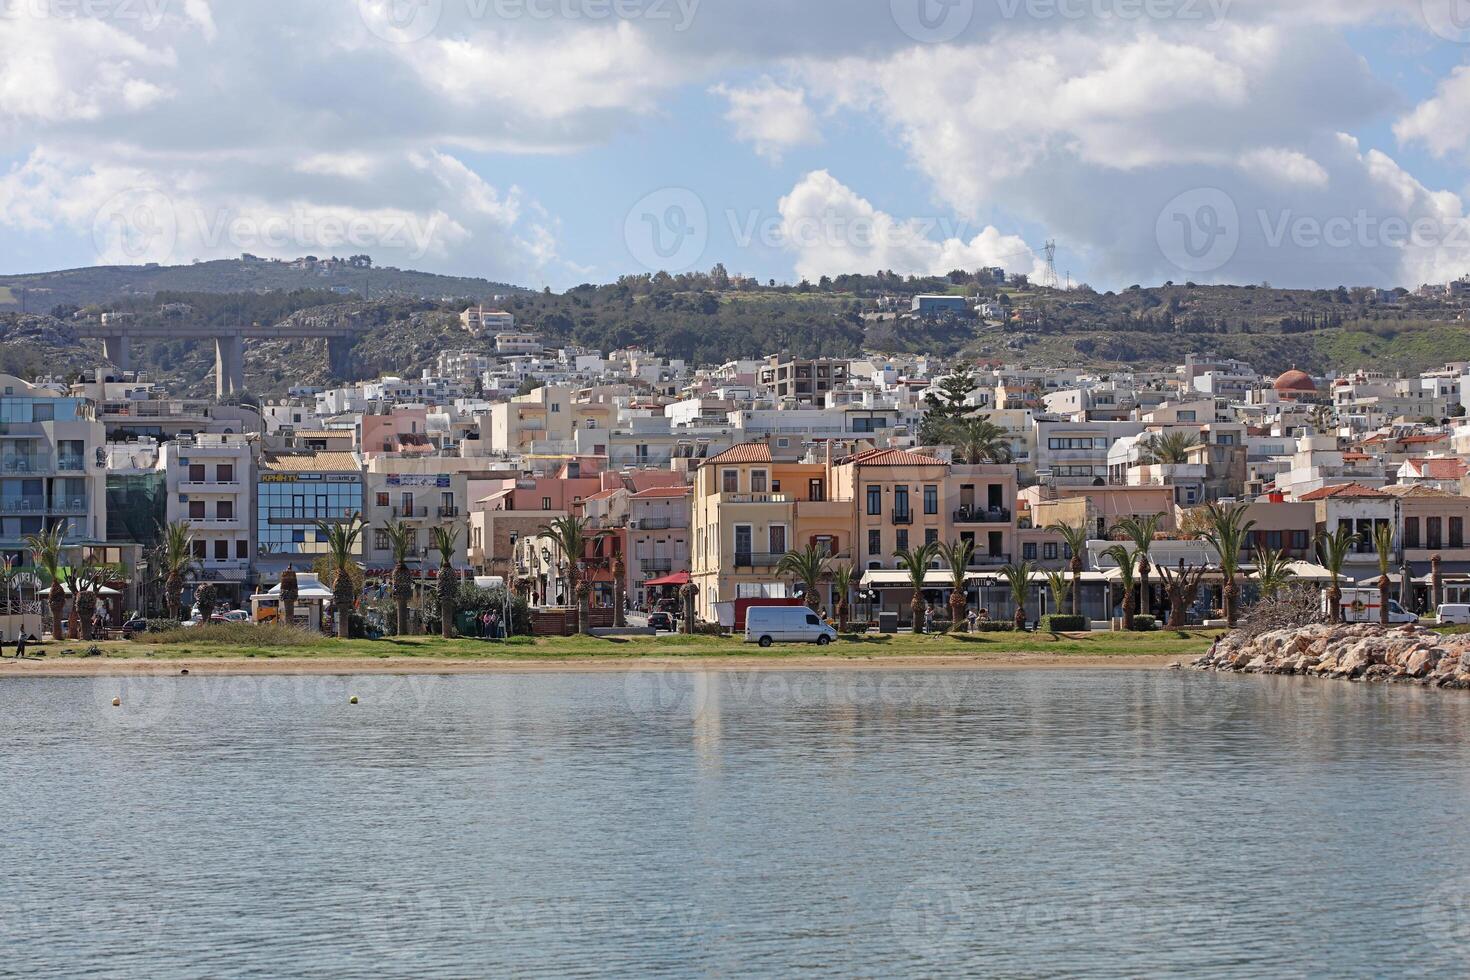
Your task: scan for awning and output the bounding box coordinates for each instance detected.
[644,571,690,588]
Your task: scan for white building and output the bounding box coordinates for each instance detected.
[160,434,255,603]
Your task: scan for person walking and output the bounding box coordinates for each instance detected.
[14,632,25,658]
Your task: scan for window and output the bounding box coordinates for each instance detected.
[1405,518,1421,549]
[1177,411,1197,422]
[217,464,234,482]
[542,497,552,511]
[1429,517,1444,550]
[868,529,882,556]
[1023,543,1038,560]
[751,470,768,493]
[550,403,561,413]
[217,501,233,520]
[895,529,909,552]
[867,485,882,516]
[189,500,205,519]
[376,492,390,508]
[188,464,205,483]
[1044,543,1059,561]
[923,486,939,515]
[236,540,248,559]
[809,479,826,502]
[768,525,786,554]
[924,528,938,546]
[192,540,206,559]
[894,487,910,518]
[1454,517,1465,549]
[375,529,390,551]
[723,470,739,494]
[214,540,229,561]
[1291,530,1310,552]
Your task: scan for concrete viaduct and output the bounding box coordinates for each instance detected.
[78,323,357,399]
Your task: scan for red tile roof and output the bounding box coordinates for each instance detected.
[840,448,948,467]
[704,443,772,465]
[1402,458,1468,481]
[1298,483,1388,501]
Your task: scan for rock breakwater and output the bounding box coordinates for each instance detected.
[1194,624,1470,688]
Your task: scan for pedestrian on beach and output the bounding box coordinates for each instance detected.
[14,633,25,658]
[967,608,978,632]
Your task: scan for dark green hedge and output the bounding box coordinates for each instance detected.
[1040,615,1089,633]
[1131,615,1158,632]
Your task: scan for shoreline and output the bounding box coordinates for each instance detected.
[0,652,1186,677]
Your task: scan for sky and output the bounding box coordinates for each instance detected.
[7,0,1470,292]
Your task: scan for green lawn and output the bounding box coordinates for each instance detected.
[33,629,1225,662]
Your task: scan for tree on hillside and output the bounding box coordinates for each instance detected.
[918,367,979,444]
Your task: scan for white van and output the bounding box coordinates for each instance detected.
[1438,604,1470,626]
[1331,589,1419,625]
[744,606,837,647]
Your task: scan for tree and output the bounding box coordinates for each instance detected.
[540,515,593,635]
[1157,562,1207,629]
[1111,515,1162,617]
[894,542,940,633]
[1316,525,1360,623]
[777,544,832,612]
[1253,547,1296,599]
[1201,503,1257,627]
[1046,521,1090,616]
[937,539,975,631]
[159,521,197,622]
[279,564,299,627]
[1045,571,1070,619]
[431,524,461,639]
[831,565,854,634]
[65,556,111,641]
[918,368,978,443]
[24,525,68,641]
[1141,430,1200,465]
[194,582,220,624]
[1103,546,1140,631]
[316,515,364,638]
[611,552,627,628]
[384,520,415,636]
[1373,522,1396,627]
[944,415,1013,464]
[999,561,1035,631]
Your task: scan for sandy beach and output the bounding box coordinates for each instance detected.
[0,652,1186,677]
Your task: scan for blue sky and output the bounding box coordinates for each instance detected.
[6,1,1470,293]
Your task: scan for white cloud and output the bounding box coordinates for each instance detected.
[711,79,820,162]
[1395,65,1470,159]
[776,170,1047,282]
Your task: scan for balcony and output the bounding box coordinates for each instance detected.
[1,497,46,514]
[1,455,49,474]
[392,506,430,519]
[188,515,241,530]
[181,481,242,493]
[438,506,460,519]
[721,493,793,505]
[52,496,89,513]
[641,558,674,573]
[891,509,914,526]
[954,507,1012,525]
[56,456,86,473]
[968,553,1012,568]
[635,517,672,530]
[733,552,784,569]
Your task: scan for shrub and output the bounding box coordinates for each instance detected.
[142,622,324,647]
[1131,615,1158,632]
[1040,615,1088,633]
[971,622,1014,633]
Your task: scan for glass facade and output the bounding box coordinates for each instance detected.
[256,476,362,559]
[0,397,85,423]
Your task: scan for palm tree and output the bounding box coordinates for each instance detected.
[1111,514,1162,617]
[430,524,460,639]
[1046,521,1090,617]
[1253,547,1296,599]
[894,542,940,633]
[777,544,831,613]
[1103,545,1140,631]
[1045,570,1070,618]
[540,515,593,635]
[193,581,220,625]
[944,414,1014,464]
[1201,503,1257,628]
[831,564,854,633]
[937,539,975,631]
[159,520,197,622]
[611,553,627,628]
[1316,525,1361,623]
[383,520,415,636]
[24,525,68,641]
[1373,522,1396,627]
[999,561,1035,631]
[279,564,299,627]
[316,515,364,638]
[1142,430,1200,465]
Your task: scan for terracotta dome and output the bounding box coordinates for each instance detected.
[1273,369,1317,393]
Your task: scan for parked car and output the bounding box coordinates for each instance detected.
[1439,604,1470,626]
[121,618,149,637]
[744,606,837,648]
[647,611,675,632]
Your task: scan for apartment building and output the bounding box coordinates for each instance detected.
[628,486,692,606]
[1034,419,1145,486]
[461,306,515,337]
[758,356,849,406]
[160,434,255,603]
[361,462,469,576]
[254,451,364,580]
[0,374,108,569]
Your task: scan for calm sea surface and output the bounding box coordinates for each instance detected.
[5,668,1470,978]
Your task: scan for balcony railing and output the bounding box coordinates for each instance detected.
[392,506,429,519]
[1,497,46,513]
[52,496,89,513]
[969,553,1012,568]
[892,509,914,525]
[641,558,674,573]
[56,456,86,473]
[954,507,1012,525]
[733,552,784,569]
[1,455,49,474]
[722,493,792,505]
[438,506,460,519]
[636,518,672,530]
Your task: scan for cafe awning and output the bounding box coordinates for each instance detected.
[644,571,690,588]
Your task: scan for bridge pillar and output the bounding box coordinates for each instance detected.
[215,335,245,399]
[327,335,352,379]
[102,335,131,372]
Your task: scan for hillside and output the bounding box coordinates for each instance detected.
[4,268,1470,398]
[0,257,527,312]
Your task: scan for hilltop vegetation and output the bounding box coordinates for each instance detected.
[3,264,1470,398]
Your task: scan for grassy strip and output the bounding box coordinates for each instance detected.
[33,628,1227,662]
